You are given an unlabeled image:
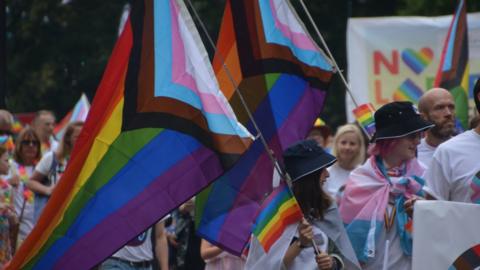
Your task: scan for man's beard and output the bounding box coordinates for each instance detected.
[429,120,456,139]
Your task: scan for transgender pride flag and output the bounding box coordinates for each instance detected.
[54,93,90,140]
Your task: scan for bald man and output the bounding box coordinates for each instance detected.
[417,88,456,167]
[423,80,480,202]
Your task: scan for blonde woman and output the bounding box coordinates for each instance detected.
[325,124,365,200]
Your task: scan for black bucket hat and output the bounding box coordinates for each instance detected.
[283,140,336,182]
[372,101,434,141]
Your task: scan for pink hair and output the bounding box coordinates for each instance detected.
[368,138,401,158]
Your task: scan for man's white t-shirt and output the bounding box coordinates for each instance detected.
[424,130,480,202]
[417,138,436,168]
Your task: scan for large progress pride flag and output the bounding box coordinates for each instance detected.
[9,0,252,269]
[196,0,334,255]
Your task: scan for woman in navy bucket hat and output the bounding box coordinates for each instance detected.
[339,101,433,270]
[278,139,360,270]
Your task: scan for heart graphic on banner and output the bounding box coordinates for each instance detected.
[401,48,434,74]
[392,79,424,103]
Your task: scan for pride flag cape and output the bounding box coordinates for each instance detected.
[339,157,425,263]
[434,0,469,129]
[8,0,252,269]
[195,0,334,255]
[252,182,302,253]
[54,93,90,140]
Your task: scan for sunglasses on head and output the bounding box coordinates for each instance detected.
[21,140,39,146]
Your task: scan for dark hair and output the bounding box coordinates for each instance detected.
[14,127,41,164]
[291,169,331,220]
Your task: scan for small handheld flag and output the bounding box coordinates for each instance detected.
[252,182,303,253]
[352,103,376,139]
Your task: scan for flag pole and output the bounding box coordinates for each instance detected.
[185,0,285,178]
[297,0,360,109]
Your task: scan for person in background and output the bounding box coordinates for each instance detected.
[8,128,41,247]
[0,145,18,267]
[27,121,83,222]
[325,124,366,201]
[417,88,456,167]
[340,101,433,270]
[307,119,333,153]
[0,110,16,155]
[32,110,58,154]
[101,221,169,270]
[424,80,480,203]
[170,198,204,270]
[200,239,245,270]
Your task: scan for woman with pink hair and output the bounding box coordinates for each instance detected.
[339,101,433,270]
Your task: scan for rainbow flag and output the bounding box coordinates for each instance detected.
[54,93,90,140]
[195,0,334,255]
[252,183,303,253]
[12,115,23,134]
[8,1,252,269]
[434,0,469,129]
[393,79,424,103]
[352,103,376,139]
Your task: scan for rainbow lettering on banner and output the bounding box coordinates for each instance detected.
[253,183,303,253]
[352,103,376,138]
[393,79,424,103]
[401,48,433,75]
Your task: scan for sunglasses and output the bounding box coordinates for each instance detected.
[21,140,40,146]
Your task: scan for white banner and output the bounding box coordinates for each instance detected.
[412,201,480,269]
[346,13,480,121]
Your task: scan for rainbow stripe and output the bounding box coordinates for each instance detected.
[449,243,480,270]
[401,48,433,75]
[195,0,333,255]
[434,0,469,129]
[393,79,423,103]
[9,1,252,269]
[253,183,303,253]
[352,103,376,138]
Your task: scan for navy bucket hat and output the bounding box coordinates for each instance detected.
[283,140,336,182]
[372,101,434,142]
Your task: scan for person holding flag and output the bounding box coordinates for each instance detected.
[246,140,360,270]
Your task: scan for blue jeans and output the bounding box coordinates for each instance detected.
[100,258,152,270]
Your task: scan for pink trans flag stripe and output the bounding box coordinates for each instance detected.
[269,0,317,51]
[169,0,236,118]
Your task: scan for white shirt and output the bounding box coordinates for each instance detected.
[424,130,480,202]
[417,138,436,168]
[326,164,353,198]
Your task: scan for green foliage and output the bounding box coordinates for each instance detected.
[6,0,127,117]
[5,0,480,127]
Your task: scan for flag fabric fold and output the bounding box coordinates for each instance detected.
[434,0,469,129]
[195,0,334,255]
[9,1,252,269]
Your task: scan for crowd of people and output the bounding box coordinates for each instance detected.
[0,83,478,270]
